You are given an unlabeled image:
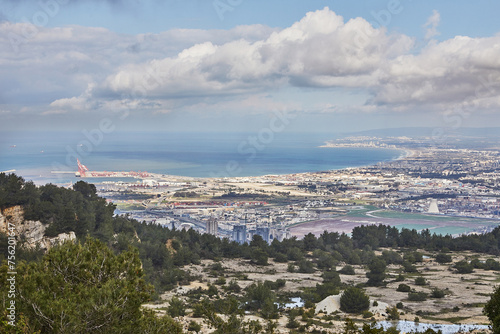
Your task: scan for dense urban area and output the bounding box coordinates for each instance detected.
[98,136,500,243]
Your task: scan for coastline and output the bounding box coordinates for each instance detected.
[320,142,416,161]
[6,147,409,184]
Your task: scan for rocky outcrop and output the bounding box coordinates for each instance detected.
[0,205,76,250]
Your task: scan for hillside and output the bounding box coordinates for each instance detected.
[1,173,500,333]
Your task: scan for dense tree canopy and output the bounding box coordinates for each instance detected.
[0,237,182,333]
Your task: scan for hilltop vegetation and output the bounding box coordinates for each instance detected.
[1,173,500,333]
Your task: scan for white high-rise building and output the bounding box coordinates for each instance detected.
[428,199,440,214]
[206,217,218,235]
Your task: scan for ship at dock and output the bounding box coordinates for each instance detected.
[76,159,150,178]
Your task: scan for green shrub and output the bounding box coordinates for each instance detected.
[485,259,500,271]
[408,292,427,301]
[340,287,370,313]
[215,277,226,285]
[274,253,288,263]
[454,260,473,274]
[297,259,315,273]
[414,277,426,286]
[397,284,411,292]
[403,261,418,273]
[386,306,400,320]
[430,288,445,298]
[188,320,201,333]
[339,265,356,275]
[435,253,452,264]
[395,274,405,282]
[362,311,373,318]
[225,279,241,293]
[168,297,186,317]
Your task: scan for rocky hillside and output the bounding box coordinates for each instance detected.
[0,205,75,250]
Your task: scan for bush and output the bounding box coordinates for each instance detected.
[408,292,427,301]
[215,277,226,285]
[396,302,404,309]
[322,270,341,285]
[339,265,356,275]
[192,303,204,318]
[225,279,241,293]
[362,311,373,318]
[315,282,340,300]
[414,277,426,286]
[274,253,288,263]
[485,258,500,271]
[470,258,483,269]
[395,274,405,282]
[260,298,279,319]
[386,306,400,320]
[435,253,452,264]
[397,284,411,292]
[245,282,275,311]
[168,297,186,317]
[430,288,445,298]
[188,320,201,333]
[297,259,315,273]
[264,279,286,290]
[402,261,418,273]
[251,248,269,266]
[340,287,370,313]
[210,262,224,273]
[286,310,300,329]
[454,260,473,274]
[287,247,304,261]
[207,284,218,297]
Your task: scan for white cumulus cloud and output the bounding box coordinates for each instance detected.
[424,10,441,40]
[2,7,500,121]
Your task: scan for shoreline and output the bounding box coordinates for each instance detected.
[8,146,411,184]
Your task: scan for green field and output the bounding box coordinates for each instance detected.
[346,205,379,217]
[353,207,499,236]
[370,210,462,221]
[369,209,498,224]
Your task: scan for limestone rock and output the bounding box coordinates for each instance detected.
[0,205,76,250]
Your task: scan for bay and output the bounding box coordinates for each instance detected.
[0,131,403,184]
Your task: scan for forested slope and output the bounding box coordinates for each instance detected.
[2,173,500,333]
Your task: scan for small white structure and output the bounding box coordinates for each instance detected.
[428,199,440,214]
[315,293,389,316]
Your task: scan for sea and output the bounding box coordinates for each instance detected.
[0,131,403,185]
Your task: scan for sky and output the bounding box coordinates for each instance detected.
[1,0,500,134]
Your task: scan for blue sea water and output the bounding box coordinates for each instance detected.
[0,131,403,185]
